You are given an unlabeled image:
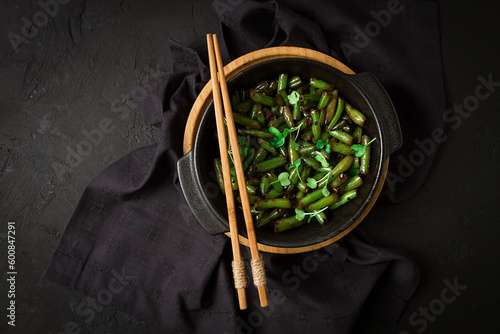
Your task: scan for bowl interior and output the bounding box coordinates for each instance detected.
[194,58,383,248]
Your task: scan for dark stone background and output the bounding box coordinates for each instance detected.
[0,0,499,333]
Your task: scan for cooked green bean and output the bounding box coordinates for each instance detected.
[255,198,292,211]
[311,109,321,140]
[328,129,354,145]
[213,158,225,194]
[278,74,288,92]
[317,91,331,110]
[259,175,271,195]
[237,129,274,139]
[233,113,261,129]
[308,193,339,212]
[274,216,305,233]
[256,208,285,228]
[258,138,278,156]
[309,77,334,90]
[360,135,371,175]
[288,75,302,89]
[345,102,367,127]
[236,99,253,113]
[327,97,344,130]
[342,175,363,192]
[253,156,287,173]
[329,190,358,210]
[250,91,276,106]
[329,141,355,155]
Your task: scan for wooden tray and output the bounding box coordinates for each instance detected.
[182,46,388,254]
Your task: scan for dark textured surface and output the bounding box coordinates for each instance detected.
[0,0,499,333]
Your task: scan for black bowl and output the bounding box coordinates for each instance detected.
[178,57,402,250]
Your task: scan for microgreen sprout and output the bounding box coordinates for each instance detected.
[270,172,291,187]
[295,206,329,223]
[316,140,325,149]
[351,138,376,157]
[290,158,303,182]
[306,177,317,189]
[269,123,303,148]
[287,90,300,107]
[313,152,330,168]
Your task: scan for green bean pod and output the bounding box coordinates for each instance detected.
[345,102,368,127]
[254,146,268,164]
[236,99,253,113]
[329,141,355,155]
[352,126,363,143]
[288,75,302,89]
[242,147,256,171]
[301,155,321,170]
[255,198,292,211]
[317,91,331,110]
[281,105,295,128]
[329,190,358,210]
[327,97,344,130]
[231,90,241,109]
[327,129,354,145]
[288,140,300,165]
[269,116,285,128]
[233,113,261,129]
[297,188,325,208]
[256,208,286,228]
[329,172,348,188]
[253,156,287,173]
[238,129,274,139]
[278,74,288,92]
[258,138,278,156]
[274,216,305,233]
[308,193,339,212]
[250,91,276,106]
[265,188,284,199]
[324,89,338,125]
[267,172,284,192]
[246,184,257,195]
[309,77,334,90]
[360,135,372,175]
[342,175,363,193]
[259,175,271,195]
[310,109,321,140]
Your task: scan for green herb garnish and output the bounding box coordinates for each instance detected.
[295,207,329,223]
[351,138,376,157]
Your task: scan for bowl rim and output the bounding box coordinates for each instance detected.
[182,46,389,254]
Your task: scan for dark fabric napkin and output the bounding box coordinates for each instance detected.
[45,0,444,333]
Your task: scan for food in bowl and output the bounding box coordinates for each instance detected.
[213,73,376,233]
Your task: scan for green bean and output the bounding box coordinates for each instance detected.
[258,138,278,156]
[324,89,338,125]
[253,156,287,173]
[259,175,271,195]
[311,109,321,140]
[308,193,339,212]
[317,91,331,110]
[288,140,300,165]
[247,176,261,186]
[329,141,355,155]
[269,116,285,128]
[274,216,305,233]
[242,147,256,171]
[292,100,302,120]
[360,135,371,175]
[352,126,363,143]
[269,79,278,94]
[255,110,266,124]
[237,129,274,139]
[255,198,292,211]
[278,145,288,158]
[327,97,344,130]
[298,141,316,155]
[296,115,312,130]
[266,188,284,199]
[274,93,286,106]
[301,93,321,103]
[278,74,288,92]
[297,181,308,193]
[256,208,285,228]
[301,155,321,170]
[250,91,276,106]
[329,190,358,210]
[342,175,363,192]
[281,105,295,128]
[238,194,261,204]
[329,172,348,188]
[235,99,253,113]
[254,146,268,164]
[345,102,367,127]
[315,211,328,225]
[233,113,261,129]
[297,188,325,208]
[296,190,305,200]
[231,174,238,190]
[288,75,302,89]
[213,158,225,194]
[246,184,257,195]
[309,77,334,90]
[319,109,326,127]
[327,129,354,145]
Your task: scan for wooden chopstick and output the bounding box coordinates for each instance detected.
[209,34,268,308]
[207,34,248,310]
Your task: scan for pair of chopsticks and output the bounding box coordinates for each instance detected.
[206,33,268,309]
